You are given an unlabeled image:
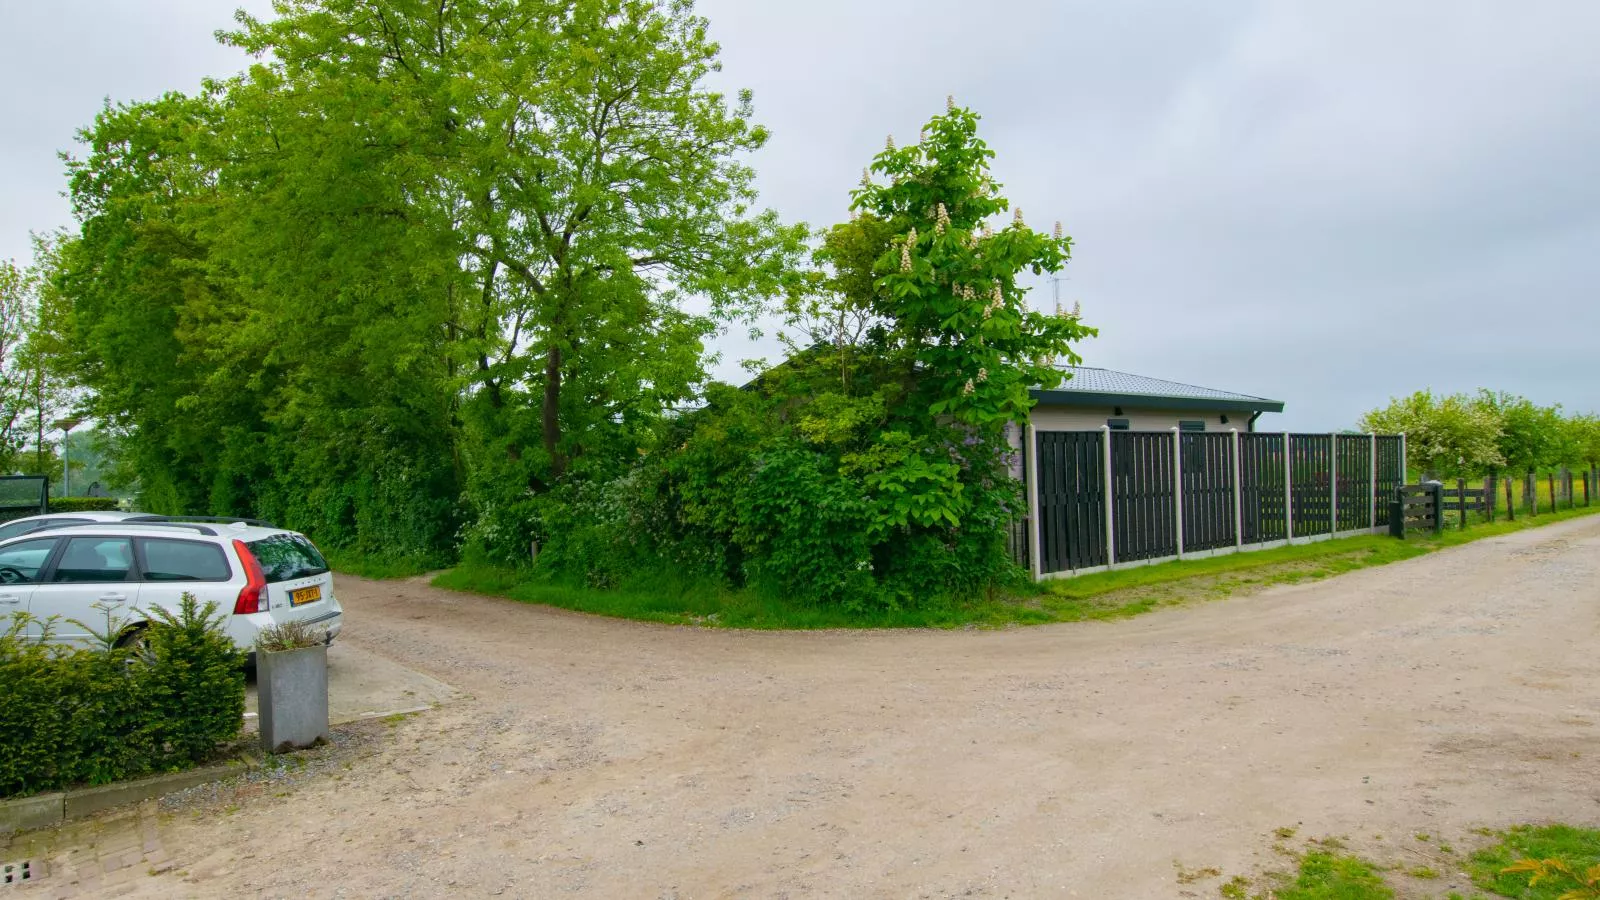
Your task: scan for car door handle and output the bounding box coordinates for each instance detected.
[99,592,129,603]
[0,594,20,605]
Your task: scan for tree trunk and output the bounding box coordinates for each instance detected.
[543,344,564,477]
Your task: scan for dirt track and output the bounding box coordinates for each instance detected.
[45,516,1600,897]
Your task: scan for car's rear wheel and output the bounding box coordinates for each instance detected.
[116,625,155,664]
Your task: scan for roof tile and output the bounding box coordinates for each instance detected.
[1046,366,1279,405]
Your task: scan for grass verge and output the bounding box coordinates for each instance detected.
[432,501,1600,630]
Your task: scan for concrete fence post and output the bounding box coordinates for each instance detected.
[1102,425,1116,566]
[1025,424,1041,581]
[1172,427,1185,559]
[1231,428,1244,548]
[1284,432,1294,541]
[1329,433,1339,535]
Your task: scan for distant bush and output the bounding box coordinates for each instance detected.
[47,497,122,513]
[0,593,245,798]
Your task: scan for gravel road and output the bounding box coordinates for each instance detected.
[83,516,1600,897]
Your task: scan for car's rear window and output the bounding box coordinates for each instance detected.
[141,538,231,582]
[247,534,330,583]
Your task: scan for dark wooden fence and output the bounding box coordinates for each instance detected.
[1239,433,1287,544]
[1389,484,1443,536]
[1025,430,1405,577]
[1181,433,1237,553]
[1034,431,1107,573]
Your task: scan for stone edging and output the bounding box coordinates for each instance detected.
[1,755,260,834]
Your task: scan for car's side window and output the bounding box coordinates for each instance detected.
[0,518,87,542]
[139,539,231,582]
[0,538,62,584]
[50,537,135,584]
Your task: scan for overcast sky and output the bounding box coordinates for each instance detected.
[3,1,1598,430]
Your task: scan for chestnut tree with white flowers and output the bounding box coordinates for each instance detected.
[529,100,1097,610]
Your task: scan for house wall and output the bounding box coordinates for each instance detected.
[1008,405,1264,481]
[1029,405,1249,433]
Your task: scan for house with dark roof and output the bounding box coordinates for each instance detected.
[1028,366,1284,433]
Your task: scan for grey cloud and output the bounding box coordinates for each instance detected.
[5,1,1598,429]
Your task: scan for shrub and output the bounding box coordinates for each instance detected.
[0,594,245,798]
[47,496,122,513]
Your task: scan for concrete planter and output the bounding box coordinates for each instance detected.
[258,644,330,753]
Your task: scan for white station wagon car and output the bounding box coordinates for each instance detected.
[0,515,343,655]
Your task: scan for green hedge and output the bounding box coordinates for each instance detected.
[47,497,123,513]
[0,594,245,797]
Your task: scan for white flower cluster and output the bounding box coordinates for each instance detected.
[947,94,956,112]
[886,134,895,151]
[963,379,975,396]
[1053,221,1064,240]
[860,168,871,187]
[900,228,918,272]
[978,367,989,383]
[935,202,951,235]
[981,224,993,239]
[1013,207,1024,226]
[982,283,1004,319]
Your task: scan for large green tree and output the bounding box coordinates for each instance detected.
[1360,390,1503,478]
[52,0,800,564]
[222,0,802,480]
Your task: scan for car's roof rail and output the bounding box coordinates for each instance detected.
[127,515,277,528]
[33,521,220,537]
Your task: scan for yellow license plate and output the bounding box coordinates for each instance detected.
[290,586,322,606]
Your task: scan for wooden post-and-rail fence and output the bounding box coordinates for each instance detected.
[1022,430,1405,579]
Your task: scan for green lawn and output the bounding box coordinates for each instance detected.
[425,500,1600,630]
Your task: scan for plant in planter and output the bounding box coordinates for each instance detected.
[254,621,329,753]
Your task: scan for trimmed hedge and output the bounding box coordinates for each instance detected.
[0,594,245,797]
[47,497,123,513]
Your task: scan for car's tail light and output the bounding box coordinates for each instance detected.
[233,539,269,614]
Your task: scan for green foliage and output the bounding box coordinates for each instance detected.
[501,101,1087,610]
[47,496,120,513]
[0,594,244,798]
[46,0,800,570]
[1479,391,1566,474]
[1469,825,1600,899]
[852,102,1094,430]
[439,488,1600,629]
[1360,389,1599,477]
[1360,390,1503,477]
[141,595,248,763]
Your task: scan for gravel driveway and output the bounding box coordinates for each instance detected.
[46,516,1600,897]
